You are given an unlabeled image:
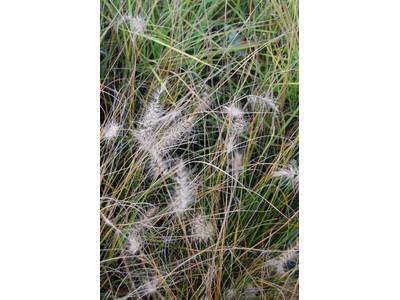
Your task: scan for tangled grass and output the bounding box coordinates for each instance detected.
[100,0,299,299]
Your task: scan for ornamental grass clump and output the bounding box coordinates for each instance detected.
[101,0,299,298]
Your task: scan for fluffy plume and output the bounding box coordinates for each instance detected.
[247,93,281,130]
[268,241,299,275]
[271,159,299,187]
[137,99,161,145]
[151,81,168,101]
[142,275,161,296]
[116,15,146,38]
[223,103,247,133]
[102,121,121,142]
[158,115,195,151]
[248,93,279,113]
[222,103,247,153]
[191,213,216,242]
[170,159,195,215]
[133,82,196,179]
[232,151,244,174]
[124,226,143,256]
[134,87,173,178]
[147,149,171,178]
[130,15,146,35]
[223,102,244,119]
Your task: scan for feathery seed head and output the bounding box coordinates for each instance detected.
[275,264,286,276]
[191,213,216,242]
[222,103,247,153]
[223,103,244,119]
[151,80,168,101]
[263,95,279,112]
[268,241,299,275]
[248,93,278,111]
[226,136,236,154]
[148,151,171,178]
[225,289,236,299]
[142,275,161,295]
[232,151,244,173]
[271,159,299,187]
[160,109,181,123]
[159,80,168,94]
[222,102,248,135]
[116,15,146,33]
[159,115,195,150]
[130,15,146,34]
[141,99,161,130]
[135,99,162,149]
[171,159,195,214]
[171,186,192,214]
[205,221,216,238]
[151,87,163,101]
[124,227,142,255]
[115,14,146,42]
[102,121,121,142]
[247,95,257,106]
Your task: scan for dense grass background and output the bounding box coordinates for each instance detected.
[100,0,299,299]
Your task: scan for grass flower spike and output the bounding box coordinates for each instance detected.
[124,226,143,256]
[191,213,216,242]
[141,275,161,296]
[101,121,121,142]
[271,159,299,188]
[268,241,299,276]
[170,159,195,215]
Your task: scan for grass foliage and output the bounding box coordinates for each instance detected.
[100,0,299,299]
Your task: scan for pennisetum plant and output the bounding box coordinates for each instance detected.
[101,0,299,299]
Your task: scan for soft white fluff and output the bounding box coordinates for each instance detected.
[268,241,299,275]
[102,121,121,142]
[170,159,196,215]
[271,159,299,187]
[124,227,142,255]
[191,213,215,242]
[142,275,161,296]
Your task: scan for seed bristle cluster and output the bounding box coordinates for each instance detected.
[124,226,143,256]
[271,159,299,187]
[102,121,121,142]
[141,275,161,296]
[268,241,299,275]
[116,14,146,38]
[222,103,248,154]
[191,213,215,242]
[170,159,195,215]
